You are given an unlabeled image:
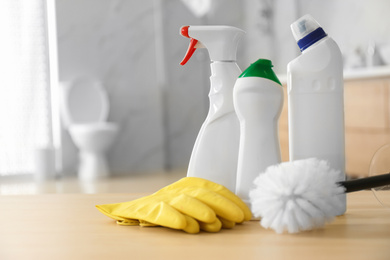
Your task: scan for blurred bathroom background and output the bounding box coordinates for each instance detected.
[1,0,390,182]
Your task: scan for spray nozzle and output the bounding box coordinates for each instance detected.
[180,25,245,65]
[181,26,190,38]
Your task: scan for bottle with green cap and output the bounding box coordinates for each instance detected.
[233,59,283,205]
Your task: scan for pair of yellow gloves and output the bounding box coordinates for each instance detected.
[96,177,252,234]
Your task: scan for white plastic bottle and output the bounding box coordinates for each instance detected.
[234,59,283,203]
[180,25,245,191]
[287,14,346,214]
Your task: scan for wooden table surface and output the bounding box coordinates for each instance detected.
[0,191,389,260]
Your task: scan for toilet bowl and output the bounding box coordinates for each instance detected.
[61,77,118,180]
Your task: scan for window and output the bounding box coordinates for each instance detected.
[0,0,57,176]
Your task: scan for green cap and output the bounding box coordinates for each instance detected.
[239,59,281,85]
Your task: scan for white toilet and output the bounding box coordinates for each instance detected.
[61,77,119,180]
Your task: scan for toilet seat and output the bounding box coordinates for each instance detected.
[63,77,109,125]
[69,122,119,137]
[69,122,119,153]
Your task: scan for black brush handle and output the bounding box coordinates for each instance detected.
[338,173,390,193]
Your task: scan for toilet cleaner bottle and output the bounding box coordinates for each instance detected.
[180,25,245,191]
[287,14,346,214]
[234,59,283,204]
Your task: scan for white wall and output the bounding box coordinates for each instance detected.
[56,0,166,175]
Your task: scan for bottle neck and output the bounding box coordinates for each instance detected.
[301,35,328,54]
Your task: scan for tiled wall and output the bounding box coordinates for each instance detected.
[55,0,390,176]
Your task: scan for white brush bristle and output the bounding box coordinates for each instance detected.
[249,158,345,234]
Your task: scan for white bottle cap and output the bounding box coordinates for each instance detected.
[291,14,327,51]
[291,14,320,41]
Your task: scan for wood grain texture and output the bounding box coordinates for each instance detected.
[0,191,389,260]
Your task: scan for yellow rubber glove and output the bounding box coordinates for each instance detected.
[97,193,212,233]
[96,177,251,233]
[158,177,252,222]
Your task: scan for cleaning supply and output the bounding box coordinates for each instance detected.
[287,14,346,215]
[180,25,245,192]
[96,177,252,234]
[249,158,390,234]
[233,59,283,204]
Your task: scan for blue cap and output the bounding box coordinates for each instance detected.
[297,27,327,51]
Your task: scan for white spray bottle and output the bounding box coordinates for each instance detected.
[180,25,245,191]
[234,59,283,204]
[287,15,346,214]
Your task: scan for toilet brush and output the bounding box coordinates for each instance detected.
[249,158,390,234]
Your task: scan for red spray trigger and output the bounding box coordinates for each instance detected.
[180,26,198,66]
[180,38,198,65]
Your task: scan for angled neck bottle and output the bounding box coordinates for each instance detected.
[287,15,346,215]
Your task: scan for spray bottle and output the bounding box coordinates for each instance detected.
[234,59,283,204]
[180,25,245,191]
[287,14,346,214]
